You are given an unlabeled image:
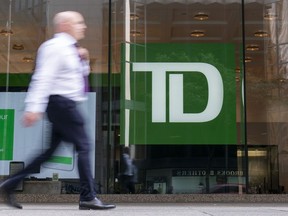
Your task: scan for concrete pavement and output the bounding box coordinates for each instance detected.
[1,203,288,216]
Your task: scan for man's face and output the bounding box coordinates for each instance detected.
[67,14,87,40]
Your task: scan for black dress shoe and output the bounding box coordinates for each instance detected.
[79,197,116,210]
[5,193,23,209]
[0,181,23,209]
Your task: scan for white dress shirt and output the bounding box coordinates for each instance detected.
[25,33,90,113]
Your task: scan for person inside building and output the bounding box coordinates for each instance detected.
[120,146,137,194]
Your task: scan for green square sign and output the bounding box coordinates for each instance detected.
[121,43,236,145]
[0,109,14,160]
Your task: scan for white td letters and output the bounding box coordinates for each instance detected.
[132,63,223,123]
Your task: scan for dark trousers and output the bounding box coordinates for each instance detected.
[122,175,135,194]
[4,95,95,201]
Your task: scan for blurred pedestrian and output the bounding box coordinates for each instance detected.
[0,11,115,210]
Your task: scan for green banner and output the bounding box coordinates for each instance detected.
[0,109,14,160]
[121,43,236,145]
[48,156,73,165]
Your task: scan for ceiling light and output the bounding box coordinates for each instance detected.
[254,30,268,37]
[130,13,139,21]
[190,30,205,37]
[22,57,34,63]
[246,44,260,51]
[12,44,24,50]
[0,29,13,36]
[130,30,142,37]
[245,57,252,63]
[264,13,277,20]
[194,12,209,21]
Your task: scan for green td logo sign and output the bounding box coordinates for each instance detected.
[121,43,237,145]
[133,63,223,123]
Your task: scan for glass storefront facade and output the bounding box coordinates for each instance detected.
[0,0,287,195]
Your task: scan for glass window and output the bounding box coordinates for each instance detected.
[244,0,287,194]
[111,0,246,194]
[1,0,288,196]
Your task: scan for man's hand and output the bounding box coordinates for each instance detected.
[22,112,42,127]
[78,47,89,60]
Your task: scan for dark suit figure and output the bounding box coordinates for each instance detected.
[121,147,137,194]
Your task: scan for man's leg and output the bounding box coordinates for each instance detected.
[0,128,61,209]
[46,96,95,201]
[47,95,115,209]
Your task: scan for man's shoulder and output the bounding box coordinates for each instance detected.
[38,37,67,55]
[41,37,64,48]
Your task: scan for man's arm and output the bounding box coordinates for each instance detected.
[23,42,60,126]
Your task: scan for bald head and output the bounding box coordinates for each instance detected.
[53,11,87,40]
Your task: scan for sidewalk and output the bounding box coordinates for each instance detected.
[1,203,288,216]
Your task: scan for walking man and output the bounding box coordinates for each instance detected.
[0,11,116,210]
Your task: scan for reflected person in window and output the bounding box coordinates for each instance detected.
[0,11,115,210]
[121,147,137,194]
